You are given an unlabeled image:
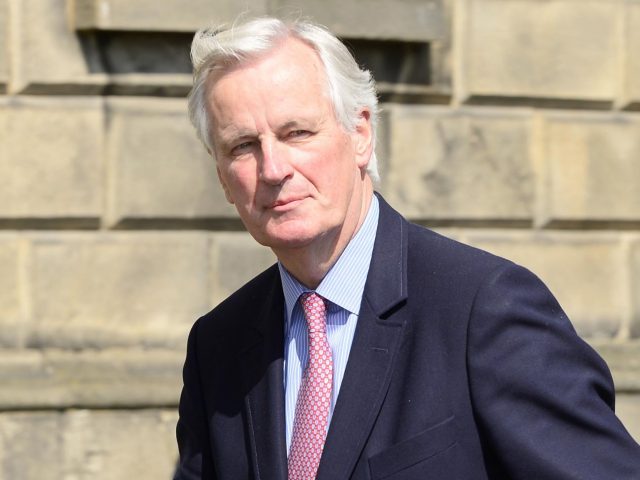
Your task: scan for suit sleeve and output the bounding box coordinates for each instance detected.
[174,319,217,480]
[467,263,640,479]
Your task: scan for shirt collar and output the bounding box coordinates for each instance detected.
[279,194,379,324]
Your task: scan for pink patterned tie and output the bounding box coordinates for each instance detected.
[288,292,333,480]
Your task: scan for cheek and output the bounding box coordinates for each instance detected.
[324,146,359,185]
[225,166,258,202]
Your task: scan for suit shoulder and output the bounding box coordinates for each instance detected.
[196,263,280,336]
[406,222,513,275]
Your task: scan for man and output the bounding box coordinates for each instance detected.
[174,16,640,480]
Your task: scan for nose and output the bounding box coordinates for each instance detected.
[259,139,293,185]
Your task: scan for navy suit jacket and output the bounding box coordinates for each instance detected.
[175,195,640,479]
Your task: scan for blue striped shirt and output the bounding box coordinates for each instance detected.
[279,195,379,453]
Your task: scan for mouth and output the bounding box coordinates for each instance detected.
[268,196,306,212]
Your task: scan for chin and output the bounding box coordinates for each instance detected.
[245,215,322,246]
[259,234,317,250]
[251,226,321,251]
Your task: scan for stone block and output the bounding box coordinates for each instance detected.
[60,409,178,480]
[632,240,640,337]
[379,105,533,221]
[73,0,267,31]
[462,0,619,102]
[0,97,103,221]
[624,2,640,107]
[0,412,64,480]
[28,233,210,348]
[0,238,23,347]
[271,0,446,41]
[0,0,8,92]
[71,0,444,41]
[106,98,236,225]
[211,232,277,305]
[0,349,183,409]
[11,0,195,95]
[0,409,178,480]
[616,394,640,443]
[11,0,107,93]
[539,112,640,225]
[466,231,627,338]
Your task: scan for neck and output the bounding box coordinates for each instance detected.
[274,182,373,289]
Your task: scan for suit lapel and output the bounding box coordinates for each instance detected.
[238,272,288,480]
[317,196,410,479]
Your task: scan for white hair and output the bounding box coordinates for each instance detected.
[187,16,380,181]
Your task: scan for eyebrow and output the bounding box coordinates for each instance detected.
[217,127,257,145]
[278,118,322,133]
[280,120,306,130]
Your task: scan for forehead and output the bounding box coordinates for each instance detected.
[205,38,330,114]
[224,36,327,82]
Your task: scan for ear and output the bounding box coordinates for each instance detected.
[352,108,374,170]
[216,165,235,204]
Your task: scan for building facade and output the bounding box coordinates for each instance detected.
[0,0,639,478]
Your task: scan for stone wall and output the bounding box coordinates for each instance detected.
[1,0,639,478]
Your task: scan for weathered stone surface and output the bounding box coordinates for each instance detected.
[73,0,268,31]
[466,231,627,338]
[632,240,640,337]
[0,349,183,408]
[29,233,210,348]
[211,232,277,305]
[462,0,619,102]
[539,112,640,225]
[271,0,446,41]
[0,409,178,480]
[0,238,23,347]
[106,98,236,225]
[11,0,108,93]
[0,97,103,220]
[0,342,636,413]
[61,409,178,480]
[625,2,640,107]
[616,394,640,443]
[0,0,8,92]
[11,0,194,95]
[379,105,533,221]
[0,412,63,479]
[72,0,445,41]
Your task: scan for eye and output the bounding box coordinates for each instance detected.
[287,129,312,139]
[230,141,254,155]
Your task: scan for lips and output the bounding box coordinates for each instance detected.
[268,196,306,211]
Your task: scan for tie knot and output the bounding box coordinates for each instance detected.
[300,292,327,334]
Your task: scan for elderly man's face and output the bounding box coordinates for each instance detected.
[206,38,372,254]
